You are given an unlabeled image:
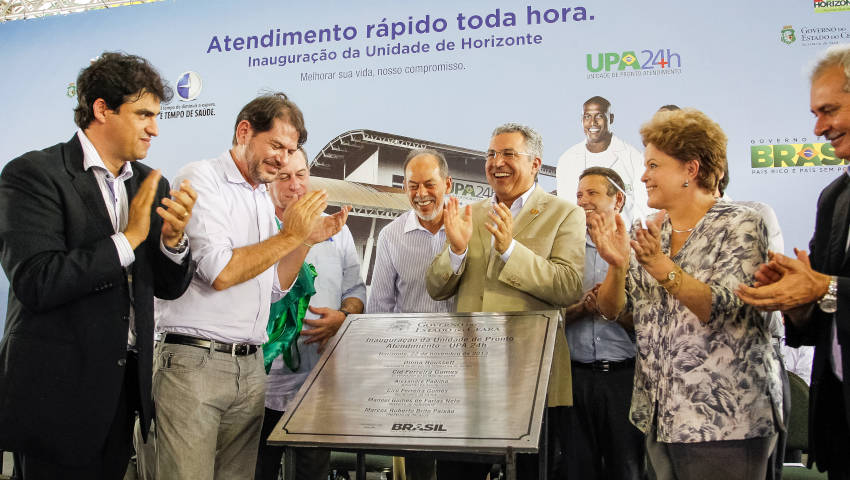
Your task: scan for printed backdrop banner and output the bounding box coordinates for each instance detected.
[0,0,848,329]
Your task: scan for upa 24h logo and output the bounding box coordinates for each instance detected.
[586,49,681,72]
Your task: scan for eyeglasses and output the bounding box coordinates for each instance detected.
[486,150,532,161]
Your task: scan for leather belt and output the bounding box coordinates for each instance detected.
[572,357,635,372]
[163,333,258,356]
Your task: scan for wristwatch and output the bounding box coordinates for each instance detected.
[164,233,189,254]
[658,266,679,289]
[339,309,351,318]
[818,276,838,313]
[664,270,678,284]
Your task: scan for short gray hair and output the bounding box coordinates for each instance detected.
[293,146,309,168]
[403,148,449,180]
[811,44,850,91]
[491,123,543,160]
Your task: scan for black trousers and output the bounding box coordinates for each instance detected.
[17,351,139,480]
[817,372,850,480]
[561,361,645,480]
[255,408,330,480]
[435,452,543,480]
[436,407,557,480]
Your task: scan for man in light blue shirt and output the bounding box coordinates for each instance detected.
[367,148,457,315]
[561,166,644,479]
[366,148,456,480]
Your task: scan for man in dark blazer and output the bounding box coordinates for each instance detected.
[737,45,850,479]
[0,52,196,479]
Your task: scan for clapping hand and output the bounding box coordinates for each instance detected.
[631,211,665,268]
[736,249,831,312]
[485,202,513,254]
[587,209,630,269]
[444,196,473,255]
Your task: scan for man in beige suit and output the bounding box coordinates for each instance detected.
[426,123,585,479]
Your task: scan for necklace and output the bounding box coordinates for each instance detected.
[671,199,714,234]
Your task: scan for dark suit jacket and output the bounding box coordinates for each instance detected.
[0,135,193,465]
[786,173,850,471]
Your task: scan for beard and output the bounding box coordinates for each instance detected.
[413,195,442,222]
[244,142,279,185]
[250,159,278,185]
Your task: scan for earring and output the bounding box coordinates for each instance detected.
[682,180,689,187]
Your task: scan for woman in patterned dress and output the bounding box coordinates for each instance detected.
[588,108,783,480]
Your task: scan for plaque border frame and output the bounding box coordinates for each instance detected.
[269,310,560,454]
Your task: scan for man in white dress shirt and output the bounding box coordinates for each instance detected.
[153,93,345,480]
[556,95,649,225]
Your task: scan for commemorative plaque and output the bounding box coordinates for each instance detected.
[268,310,560,456]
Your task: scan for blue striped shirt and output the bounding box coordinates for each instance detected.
[366,211,457,314]
[565,235,636,363]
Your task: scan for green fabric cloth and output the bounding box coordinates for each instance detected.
[262,262,317,373]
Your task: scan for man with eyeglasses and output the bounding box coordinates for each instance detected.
[426,122,585,479]
[556,96,649,225]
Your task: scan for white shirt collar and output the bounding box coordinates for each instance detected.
[223,149,267,192]
[491,183,536,212]
[77,129,133,181]
[403,209,445,234]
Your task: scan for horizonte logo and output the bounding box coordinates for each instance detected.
[815,0,850,6]
[814,0,850,12]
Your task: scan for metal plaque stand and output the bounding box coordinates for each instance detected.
[268,311,561,480]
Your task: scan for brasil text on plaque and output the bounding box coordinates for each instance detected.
[268,310,560,454]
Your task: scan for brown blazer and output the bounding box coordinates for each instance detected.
[426,185,585,406]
